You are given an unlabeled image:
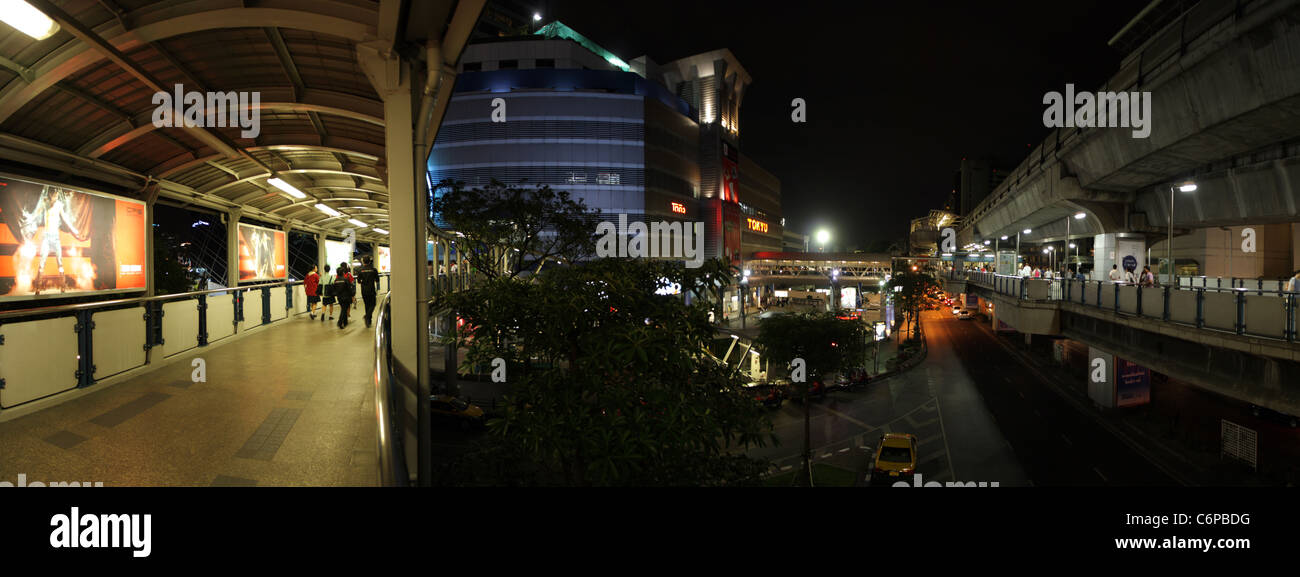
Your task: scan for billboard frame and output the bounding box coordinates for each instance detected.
[0,172,148,303]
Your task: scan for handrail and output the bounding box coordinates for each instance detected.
[0,280,304,322]
[372,291,409,487]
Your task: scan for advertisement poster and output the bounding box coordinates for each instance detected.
[0,175,146,300]
[325,239,353,272]
[376,245,391,273]
[1115,356,1152,408]
[840,286,857,310]
[236,223,287,282]
[965,293,978,308]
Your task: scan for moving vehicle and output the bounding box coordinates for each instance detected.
[430,395,486,430]
[747,383,786,409]
[869,433,918,485]
[957,309,972,320]
[951,306,962,315]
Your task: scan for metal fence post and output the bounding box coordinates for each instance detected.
[262,286,272,325]
[1289,295,1297,343]
[1236,291,1246,335]
[1162,286,1170,321]
[198,294,209,346]
[74,310,95,387]
[1114,283,1120,313]
[1195,288,1205,329]
[1136,286,1143,316]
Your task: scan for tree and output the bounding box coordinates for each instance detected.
[436,257,776,486]
[886,271,942,340]
[754,312,868,486]
[430,179,598,280]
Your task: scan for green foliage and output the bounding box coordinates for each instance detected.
[886,271,942,338]
[753,312,870,384]
[437,257,775,486]
[431,179,598,280]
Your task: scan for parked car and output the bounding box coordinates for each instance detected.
[430,395,485,430]
[869,433,918,485]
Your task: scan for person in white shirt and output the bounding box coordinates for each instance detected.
[1288,270,1300,293]
[1108,265,1122,282]
[1021,264,1032,277]
[1124,268,1137,284]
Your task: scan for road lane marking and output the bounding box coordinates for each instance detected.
[934,396,957,480]
[1094,467,1108,482]
[839,447,851,453]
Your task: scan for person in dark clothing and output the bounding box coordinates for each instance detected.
[356,255,380,328]
[334,262,356,329]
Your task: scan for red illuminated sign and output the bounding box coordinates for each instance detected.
[746,217,769,233]
[670,201,686,214]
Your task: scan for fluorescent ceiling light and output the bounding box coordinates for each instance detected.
[0,1,60,41]
[1178,182,1198,192]
[1023,229,1032,234]
[372,228,388,234]
[1073,212,1086,219]
[348,218,368,228]
[315,203,340,217]
[267,177,306,199]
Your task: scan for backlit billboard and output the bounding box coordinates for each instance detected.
[236,223,287,282]
[376,245,391,273]
[0,175,146,301]
[324,239,353,272]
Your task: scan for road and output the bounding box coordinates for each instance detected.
[754,309,1178,486]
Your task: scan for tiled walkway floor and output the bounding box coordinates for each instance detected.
[0,311,377,486]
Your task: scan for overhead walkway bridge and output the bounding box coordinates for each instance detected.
[946,270,1300,419]
[0,0,490,486]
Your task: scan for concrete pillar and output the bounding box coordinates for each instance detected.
[360,45,430,483]
[1093,233,1145,282]
[226,208,241,288]
[143,184,159,297]
[316,232,327,275]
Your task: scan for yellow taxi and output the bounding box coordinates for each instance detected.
[869,433,918,485]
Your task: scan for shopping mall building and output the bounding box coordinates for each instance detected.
[427,22,784,280]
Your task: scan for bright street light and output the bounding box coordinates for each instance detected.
[1023,228,1032,234]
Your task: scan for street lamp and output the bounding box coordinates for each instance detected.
[1168,180,1197,288]
[816,229,831,253]
[1016,229,1031,274]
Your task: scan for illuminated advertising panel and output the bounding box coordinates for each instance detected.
[237,223,287,282]
[840,287,857,310]
[324,239,353,272]
[0,175,146,301]
[746,217,769,234]
[1115,357,1151,408]
[376,245,391,273]
[670,201,686,214]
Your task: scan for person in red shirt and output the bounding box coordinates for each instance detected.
[304,265,321,320]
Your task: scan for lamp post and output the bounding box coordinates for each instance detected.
[816,229,831,253]
[1169,181,1197,288]
[740,273,749,330]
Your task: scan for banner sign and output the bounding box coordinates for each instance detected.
[236,223,287,282]
[0,175,146,301]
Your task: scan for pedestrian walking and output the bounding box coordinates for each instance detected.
[320,264,335,322]
[357,255,380,328]
[333,262,356,329]
[304,265,321,319]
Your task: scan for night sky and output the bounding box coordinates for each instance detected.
[546,0,1141,249]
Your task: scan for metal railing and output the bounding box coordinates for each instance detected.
[372,292,410,487]
[963,271,1298,342]
[0,280,306,410]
